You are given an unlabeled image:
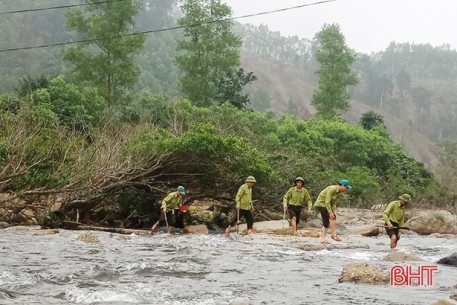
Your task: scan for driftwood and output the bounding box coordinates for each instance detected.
[62,221,151,236]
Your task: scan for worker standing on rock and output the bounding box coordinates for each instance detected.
[225,176,256,237]
[383,194,411,249]
[150,186,186,235]
[314,179,352,243]
[283,177,313,236]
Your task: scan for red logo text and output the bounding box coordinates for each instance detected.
[390,265,439,286]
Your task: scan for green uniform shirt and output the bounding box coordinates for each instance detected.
[236,184,253,210]
[161,192,183,211]
[314,185,339,213]
[383,200,406,227]
[283,187,312,210]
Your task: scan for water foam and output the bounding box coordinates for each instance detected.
[65,288,139,303]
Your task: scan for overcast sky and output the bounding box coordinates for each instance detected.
[224,0,456,54]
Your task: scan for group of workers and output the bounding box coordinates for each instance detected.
[152,176,412,248]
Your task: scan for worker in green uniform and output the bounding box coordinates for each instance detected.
[225,176,256,237]
[383,194,411,249]
[150,186,186,234]
[283,177,313,236]
[314,179,351,243]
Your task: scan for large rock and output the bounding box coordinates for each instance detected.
[451,292,457,301]
[347,224,381,237]
[339,263,389,284]
[0,221,10,229]
[407,210,456,235]
[384,251,424,262]
[238,220,290,232]
[437,253,457,267]
[183,224,208,234]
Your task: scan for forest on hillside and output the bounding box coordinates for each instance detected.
[0,0,456,227]
[1,0,456,141]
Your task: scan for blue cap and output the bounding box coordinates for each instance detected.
[177,186,186,195]
[339,179,352,189]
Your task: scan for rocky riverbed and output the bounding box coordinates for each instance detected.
[0,222,456,305]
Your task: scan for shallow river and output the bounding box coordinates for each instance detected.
[0,227,456,305]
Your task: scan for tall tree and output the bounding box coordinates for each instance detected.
[360,111,385,130]
[176,0,254,107]
[311,24,358,118]
[64,0,145,105]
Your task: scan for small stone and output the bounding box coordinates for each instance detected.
[0,221,10,229]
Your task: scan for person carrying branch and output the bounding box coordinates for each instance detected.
[225,176,256,237]
[383,193,411,249]
[150,186,186,235]
[314,179,352,243]
[283,177,313,236]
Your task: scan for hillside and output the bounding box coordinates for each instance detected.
[241,53,440,167]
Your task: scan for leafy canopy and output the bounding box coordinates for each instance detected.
[312,23,358,118]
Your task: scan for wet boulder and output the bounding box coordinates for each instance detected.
[407,210,456,235]
[183,224,208,234]
[339,263,389,284]
[383,251,424,262]
[347,224,381,237]
[437,253,457,267]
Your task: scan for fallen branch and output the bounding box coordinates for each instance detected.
[62,221,150,235]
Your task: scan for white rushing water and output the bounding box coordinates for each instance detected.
[0,226,456,305]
